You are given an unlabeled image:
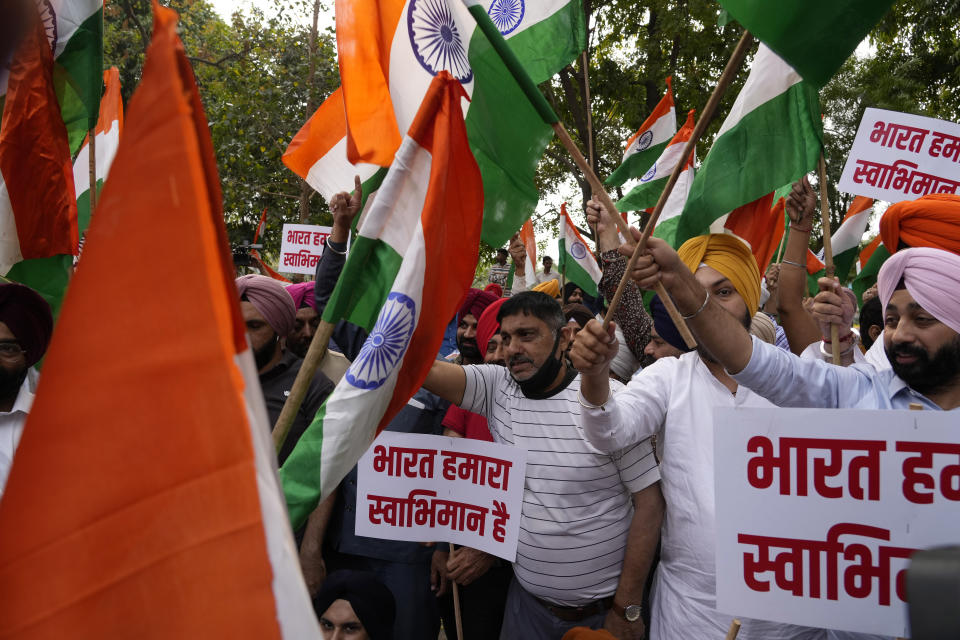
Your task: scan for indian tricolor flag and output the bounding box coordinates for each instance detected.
[0,6,318,637]
[281,73,484,528]
[606,77,675,188]
[73,67,123,236]
[676,44,822,247]
[852,235,890,302]
[558,203,601,297]
[827,196,873,280]
[519,218,538,289]
[617,108,695,212]
[0,10,79,318]
[718,0,895,87]
[327,0,583,247]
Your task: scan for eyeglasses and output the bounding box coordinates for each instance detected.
[0,343,25,360]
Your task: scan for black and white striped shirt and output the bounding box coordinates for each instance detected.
[460,364,660,606]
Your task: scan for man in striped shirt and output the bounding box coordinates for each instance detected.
[425,291,662,640]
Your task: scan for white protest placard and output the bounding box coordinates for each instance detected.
[838,107,960,203]
[278,223,332,274]
[714,408,960,637]
[356,431,527,561]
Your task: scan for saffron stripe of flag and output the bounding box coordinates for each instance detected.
[723,192,786,274]
[281,72,484,528]
[605,77,676,187]
[0,5,318,637]
[828,196,874,280]
[519,218,538,290]
[558,203,601,297]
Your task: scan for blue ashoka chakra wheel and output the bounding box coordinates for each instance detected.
[488,0,524,35]
[39,0,57,54]
[408,0,473,83]
[636,130,654,151]
[570,241,588,260]
[640,162,657,183]
[346,292,417,390]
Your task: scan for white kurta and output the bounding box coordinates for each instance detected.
[576,352,825,640]
[0,370,37,495]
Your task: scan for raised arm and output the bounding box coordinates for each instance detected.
[776,177,822,354]
[422,359,467,406]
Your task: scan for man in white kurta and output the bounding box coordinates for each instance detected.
[571,232,825,640]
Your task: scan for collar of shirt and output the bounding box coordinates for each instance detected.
[259,349,299,382]
[2,375,35,417]
[884,369,944,410]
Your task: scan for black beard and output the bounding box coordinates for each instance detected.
[287,336,308,359]
[458,338,481,362]
[887,337,960,396]
[0,366,28,404]
[254,333,279,369]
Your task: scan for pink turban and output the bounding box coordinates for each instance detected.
[457,288,499,326]
[235,274,296,337]
[877,247,960,335]
[285,281,317,311]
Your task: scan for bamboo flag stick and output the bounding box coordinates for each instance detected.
[449,543,465,639]
[273,318,336,452]
[817,153,841,365]
[463,1,696,346]
[724,619,742,640]
[600,30,754,332]
[580,50,604,264]
[88,127,97,214]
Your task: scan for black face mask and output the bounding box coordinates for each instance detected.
[0,366,28,404]
[514,330,567,398]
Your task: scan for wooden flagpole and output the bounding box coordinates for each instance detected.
[273,319,336,452]
[599,30,754,334]
[88,128,97,214]
[581,50,603,265]
[817,153,841,365]
[724,619,742,640]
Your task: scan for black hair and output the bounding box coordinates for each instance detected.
[498,291,564,332]
[859,295,883,349]
[496,247,509,256]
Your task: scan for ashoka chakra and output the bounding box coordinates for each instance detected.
[407,0,473,83]
[640,162,657,183]
[570,241,588,260]
[488,0,524,35]
[346,292,417,390]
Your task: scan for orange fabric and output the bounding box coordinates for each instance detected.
[282,87,346,177]
[842,195,873,223]
[0,10,78,259]
[879,193,960,254]
[335,0,406,165]
[859,234,882,268]
[0,4,283,638]
[561,627,617,640]
[723,191,783,274]
[807,248,825,274]
[520,218,537,268]
[376,71,483,433]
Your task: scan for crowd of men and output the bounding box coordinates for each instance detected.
[2,175,958,640]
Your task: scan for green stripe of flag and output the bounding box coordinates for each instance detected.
[278,400,327,530]
[606,143,669,193]
[320,236,403,330]
[852,244,891,304]
[54,8,103,154]
[558,239,598,297]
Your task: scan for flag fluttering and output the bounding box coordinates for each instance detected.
[723,192,786,274]
[73,67,123,235]
[558,203,601,297]
[0,6,319,637]
[717,0,896,88]
[519,218,538,290]
[281,72,484,529]
[605,77,676,188]
[675,44,822,248]
[617,109,696,213]
[826,196,874,281]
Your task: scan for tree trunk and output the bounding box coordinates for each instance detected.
[298,0,322,224]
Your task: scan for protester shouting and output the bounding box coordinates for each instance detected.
[424,291,662,640]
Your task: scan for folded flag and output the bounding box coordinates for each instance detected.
[618,108,695,212]
[73,67,124,236]
[826,196,873,281]
[558,203,601,297]
[0,10,80,319]
[0,5,318,637]
[717,0,896,87]
[281,73,484,529]
[676,44,822,248]
[605,77,676,188]
[852,236,890,303]
[519,218,538,289]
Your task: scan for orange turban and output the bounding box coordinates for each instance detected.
[879,193,960,254]
[678,233,761,314]
[532,278,561,299]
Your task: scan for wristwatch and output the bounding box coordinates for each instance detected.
[611,601,643,623]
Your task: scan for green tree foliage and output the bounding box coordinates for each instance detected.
[104,0,339,258]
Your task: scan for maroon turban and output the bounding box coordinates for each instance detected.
[457,288,499,326]
[285,282,317,311]
[0,283,53,368]
[235,274,296,337]
[484,282,503,298]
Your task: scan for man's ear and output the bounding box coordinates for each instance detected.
[557,323,574,354]
[869,325,882,343]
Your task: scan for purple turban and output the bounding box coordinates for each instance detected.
[285,282,317,311]
[235,274,296,337]
[0,283,53,368]
[457,288,499,326]
[877,247,960,335]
